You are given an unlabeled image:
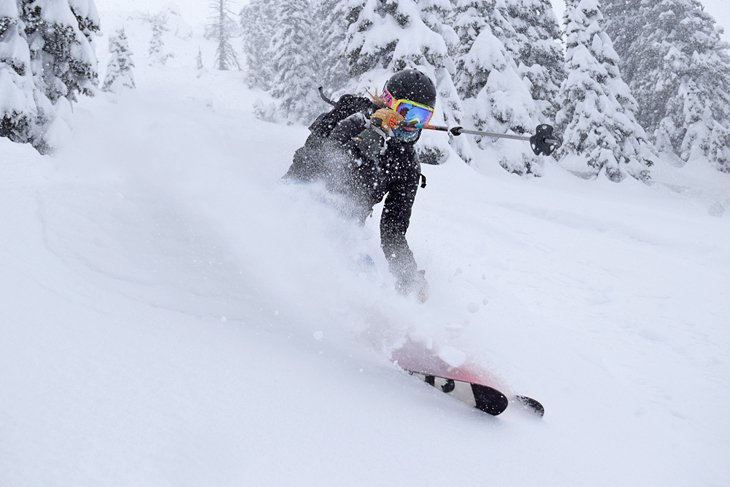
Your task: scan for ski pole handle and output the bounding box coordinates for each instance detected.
[318,86,336,106]
[417,123,451,133]
[416,123,562,156]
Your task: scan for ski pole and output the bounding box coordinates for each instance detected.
[318,87,562,156]
[417,123,563,157]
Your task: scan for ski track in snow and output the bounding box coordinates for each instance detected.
[2,5,730,486]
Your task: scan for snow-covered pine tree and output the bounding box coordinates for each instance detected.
[452,0,539,174]
[240,0,277,90]
[604,0,730,172]
[601,0,642,77]
[68,0,100,48]
[269,0,321,124]
[499,0,565,122]
[418,0,459,63]
[148,12,172,65]
[21,0,99,103]
[207,0,240,71]
[196,47,204,70]
[313,0,352,94]
[6,0,101,152]
[709,122,730,173]
[0,0,36,143]
[416,0,474,163]
[102,28,134,92]
[347,0,445,83]
[484,0,519,53]
[556,0,655,183]
[345,0,465,164]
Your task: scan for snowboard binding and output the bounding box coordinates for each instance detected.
[425,375,455,393]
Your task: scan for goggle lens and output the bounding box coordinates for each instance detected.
[384,88,434,126]
[394,101,434,125]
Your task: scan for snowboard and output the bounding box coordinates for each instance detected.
[406,369,544,417]
[391,341,544,417]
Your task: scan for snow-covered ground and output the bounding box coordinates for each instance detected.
[2,3,730,486]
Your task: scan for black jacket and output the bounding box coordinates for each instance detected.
[285,107,422,290]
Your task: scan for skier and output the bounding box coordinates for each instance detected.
[284,69,436,302]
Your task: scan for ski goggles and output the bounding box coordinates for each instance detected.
[383,88,435,126]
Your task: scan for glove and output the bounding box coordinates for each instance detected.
[396,269,429,303]
[371,108,404,135]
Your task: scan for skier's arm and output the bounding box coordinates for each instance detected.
[328,112,369,147]
[284,113,367,182]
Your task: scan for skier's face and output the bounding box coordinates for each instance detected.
[393,125,421,143]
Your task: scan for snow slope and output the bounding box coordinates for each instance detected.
[2,4,730,486]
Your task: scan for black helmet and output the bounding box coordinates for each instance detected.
[384,69,436,108]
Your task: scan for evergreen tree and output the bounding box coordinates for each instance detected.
[69,0,101,47]
[344,0,466,164]
[606,0,730,172]
[637,0,730,170]
[499,0,565,122]
[208,0,240,71]
[102,28,135,92]
[601,0,643,80]
[452,0,539,174]
[347,0,446,81]
[602,0,663,138]
[416,0,473,163]
[709,122,730,173]
[269,0,321,124]
[240,0,277,90]
[21,0,99,104]
[148,12,172,65]
[557,0,655,183]
[0,0,36,143]
[196,47,204,71]
[2,0,100,151]
[313,0,352,94]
